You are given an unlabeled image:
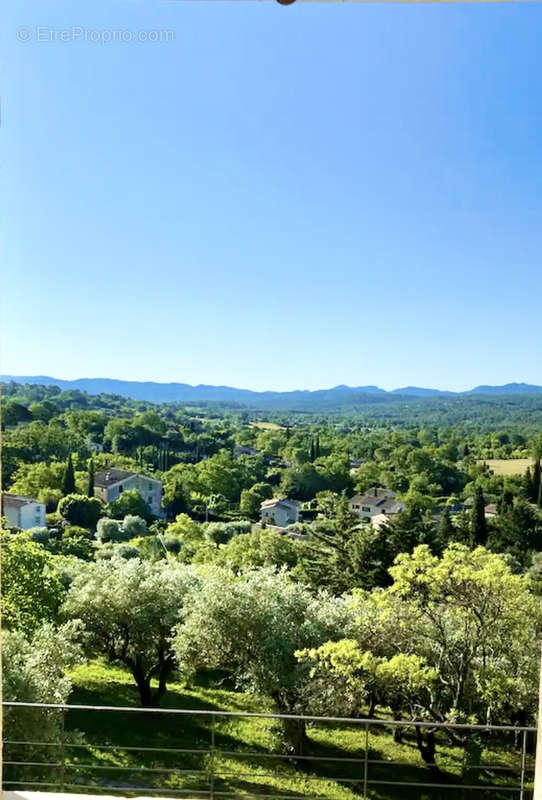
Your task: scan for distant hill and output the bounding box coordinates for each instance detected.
[3,375,542,410]
[467,383,542,396]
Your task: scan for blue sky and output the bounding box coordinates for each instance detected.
[2,0,541,392]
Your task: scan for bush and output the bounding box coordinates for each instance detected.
[96,542,140,561]
[96,517,124,544]
[38,488,63,513]
[122,515,148,538]
[58,494,102,529]
[61,526,94,559]
[28,527,51,545]
[108,489,151,521]
[205,520,252,547]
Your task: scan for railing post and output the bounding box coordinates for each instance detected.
[520,729,528,800]
[363,721,369,799]
[60,705,66,792]
[209,713,216,800]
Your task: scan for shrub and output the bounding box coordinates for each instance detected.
[122,515,148,538]
[96,517,124,544]
[58,494,102,529]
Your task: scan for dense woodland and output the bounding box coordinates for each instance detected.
[3,380,542,787]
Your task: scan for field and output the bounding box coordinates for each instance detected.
[6,661,531,800]
[479,458,533,476]
[249,422,285,431]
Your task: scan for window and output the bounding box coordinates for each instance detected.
[362,506,371,512]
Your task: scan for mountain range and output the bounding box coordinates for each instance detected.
[3,375,542,410]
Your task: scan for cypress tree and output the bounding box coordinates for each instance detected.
[62,453,76,496]
[533,460,541,503]
[315,435,320,459]
[523,467,533,500]
[309,439,315,462]
[538,481,542,511]
[439,507,455,543]
[87,457,95,498]
[471,486,487,547]
[498,489,514,513]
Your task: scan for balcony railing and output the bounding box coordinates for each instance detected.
[2,701,536,799]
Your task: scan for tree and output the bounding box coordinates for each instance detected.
[108,489,151,521]
[174,569,349,754]
[87,457,95,498]
[58,493,102,529]
[122,514,148,538]
[96,517,124,544]
[62,558,199,706]
[61,526,94,560]
[62,453,76,495]
[347,545,541,766]
[239,482,273,519]
[3,622,82,767]
[471,486,487,546]
[1,532,65,633]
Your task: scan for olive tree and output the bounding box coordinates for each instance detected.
[3,622,82,769]
[62,557,199,706]
[174,568,350,754]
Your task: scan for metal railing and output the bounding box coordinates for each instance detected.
[2,701,536,798]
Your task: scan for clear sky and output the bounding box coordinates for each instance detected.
[2,0,541,392]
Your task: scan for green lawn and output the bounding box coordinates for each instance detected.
[13,661,523,800]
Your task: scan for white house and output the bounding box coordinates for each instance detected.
[94,469,164,516]
[2,494,46,530]
[260,498,299,528]
[349,487,404,520]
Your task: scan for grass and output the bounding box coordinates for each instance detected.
[249,422,285,431]
[9,660,526,799]
[478,458,533,476]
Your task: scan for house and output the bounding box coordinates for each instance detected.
[260,498,299,528]
[94,469,163,516]
[349,487,404,520]
[233,445,260,458]
[2,494,46,530]
[485,503,498,518]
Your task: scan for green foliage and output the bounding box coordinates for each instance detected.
[122,514,148,538]
[58,493,102,528]
[96,517,125,544]
[62,558,200,706]
[1,532,65,632]
[108,489,151,521]
[62,453,76,495]
[175,569,349,717]
[3,622,82,766]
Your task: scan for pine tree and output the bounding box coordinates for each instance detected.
[62,453,76,495]
[471,486,487,546]
[87,457,95,498]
